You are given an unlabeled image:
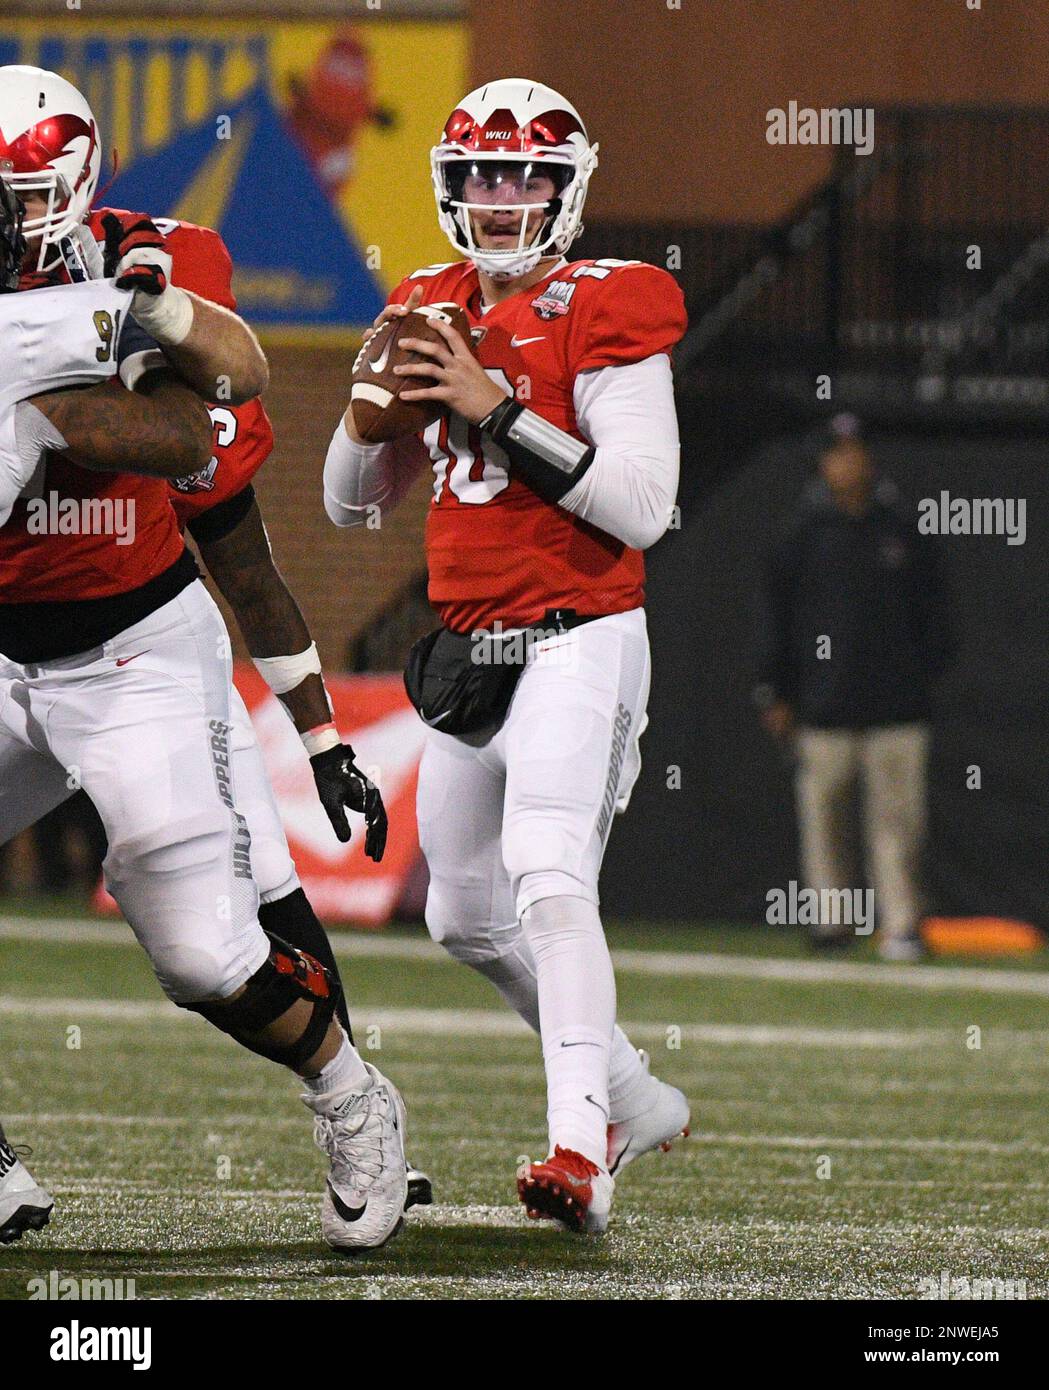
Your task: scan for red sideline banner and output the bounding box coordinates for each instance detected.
[95,665,427,928]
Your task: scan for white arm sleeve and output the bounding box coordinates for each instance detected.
[0,407,22,529]
[0,401,68,528]
[560,353,680,551]
[322,416,429,527]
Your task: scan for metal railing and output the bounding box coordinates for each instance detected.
[584,106,1049,422]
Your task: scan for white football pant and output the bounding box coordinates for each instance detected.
[0,581,270,1002]
[417,607,651,1167]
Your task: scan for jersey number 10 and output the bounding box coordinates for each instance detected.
[424,367,515,506]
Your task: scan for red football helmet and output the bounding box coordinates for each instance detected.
[431,78,598,280]
[0,65,101,273]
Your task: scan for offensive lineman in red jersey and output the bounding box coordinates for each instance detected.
[324,78,691,1232]
[0,65,411,1251]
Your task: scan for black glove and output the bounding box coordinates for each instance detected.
[101,211,170,295]
[310,742,388,862]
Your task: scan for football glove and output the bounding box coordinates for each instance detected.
[310,743,388,862]
[101,211,172,296]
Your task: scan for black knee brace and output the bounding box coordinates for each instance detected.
[185,931,342,1071]
[259,889,352,1039]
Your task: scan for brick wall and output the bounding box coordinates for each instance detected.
[204,344,431,673]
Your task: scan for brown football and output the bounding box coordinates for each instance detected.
[350,302,477,443]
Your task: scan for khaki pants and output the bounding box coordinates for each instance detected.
[795,724,929,942]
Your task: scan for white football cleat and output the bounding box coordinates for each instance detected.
[518,1146,615,1234]
[309,1064,408,1252]
[606,1050,690,1176]
[0,1125,53,1245]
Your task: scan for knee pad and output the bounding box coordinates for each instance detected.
[426,904,523,968]
[149,939,261,1004]
[425,902,493,966]
[424,873,516,966]
[184,931,341,1070]
[503,819,598,917]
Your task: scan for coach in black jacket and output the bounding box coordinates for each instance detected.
[754,427,949,959]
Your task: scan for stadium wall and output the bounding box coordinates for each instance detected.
[599,427,1049,929]
[473,0,1049,223]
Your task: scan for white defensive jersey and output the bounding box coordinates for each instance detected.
[0,278,144,525]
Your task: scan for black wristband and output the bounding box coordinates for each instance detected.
[480,399,595,504]
[478,397,523,436]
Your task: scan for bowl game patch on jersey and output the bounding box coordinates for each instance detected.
[531,279,577,319]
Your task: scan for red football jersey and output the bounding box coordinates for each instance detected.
[387,258,687,633]
[0,214,272,602]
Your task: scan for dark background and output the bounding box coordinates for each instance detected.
[602,421,1049,927]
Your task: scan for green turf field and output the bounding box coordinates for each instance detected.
[2,906,1048,1300]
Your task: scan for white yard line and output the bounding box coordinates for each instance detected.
[3,913,1048,995]
[6,1111,1049,1158]
[4,994,1049,1051]
[612,948,1049,996]
[0,917,442,958]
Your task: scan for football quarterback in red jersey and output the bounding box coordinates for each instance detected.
[0,65,413,1252]
[325,78,691,1232]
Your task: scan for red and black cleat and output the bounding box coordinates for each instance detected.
[517,1145,613,1234]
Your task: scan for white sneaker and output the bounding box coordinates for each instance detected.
[0,1126,53,1244]
[606,1050,690,1175]
[308,1064,408,1252]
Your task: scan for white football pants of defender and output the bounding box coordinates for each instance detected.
[418,607,651,1169]
[0,581,269,1003]
[0,657,301,909]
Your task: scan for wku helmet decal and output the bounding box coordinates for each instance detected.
[441,106,584,152]
[0,113,98,193]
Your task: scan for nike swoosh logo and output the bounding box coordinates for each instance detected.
[327,1181,367,1222]
[369,330,394,373]
[585,1094,610,1121]
[115,651,151,667]
[510,334,546,348]
[608,1139,630,1177]
[423,709,452,727]
[561,1040,601,1048]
